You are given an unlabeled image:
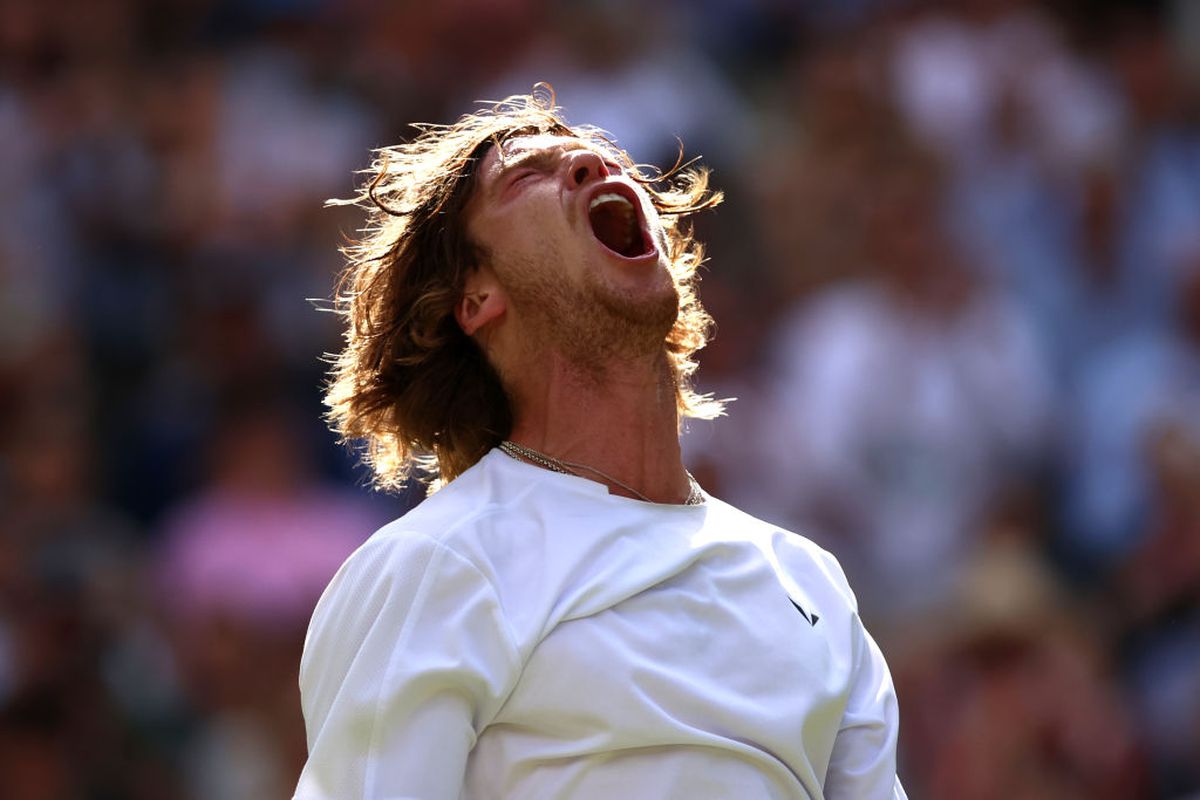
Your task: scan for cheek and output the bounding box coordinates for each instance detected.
[479,217,561,283]
[471,215,530,265]
[510,202,574,254]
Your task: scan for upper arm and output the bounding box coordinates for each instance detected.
[811,547,907,800]
[823,613,907,799]
[294,533,520,800]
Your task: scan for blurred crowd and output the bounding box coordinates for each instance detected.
[1,0,1198,797]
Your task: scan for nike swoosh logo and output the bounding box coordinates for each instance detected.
[790,598,819,627]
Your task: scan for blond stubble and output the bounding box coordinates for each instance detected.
[493,243,680,380]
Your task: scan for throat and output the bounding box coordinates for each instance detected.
[504,353,686,490]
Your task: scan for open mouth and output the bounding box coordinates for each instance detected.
[587,185,653,259]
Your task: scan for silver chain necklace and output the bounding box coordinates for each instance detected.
[499,440,705,506]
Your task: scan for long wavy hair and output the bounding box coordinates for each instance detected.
[325,87,724,491]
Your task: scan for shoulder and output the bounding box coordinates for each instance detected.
[330,450,530,569]
[703,498,858,611]
[302,450,552,638]
[300,524,494,672]
[297,488,525,751]
[297,457,536,688]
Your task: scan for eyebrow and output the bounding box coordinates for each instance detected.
[493,147,560,189]
[490,140,613,195]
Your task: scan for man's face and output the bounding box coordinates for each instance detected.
[465,133,679,366]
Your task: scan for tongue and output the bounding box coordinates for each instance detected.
[589,203,639,257]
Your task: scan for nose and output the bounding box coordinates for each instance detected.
[563,149,610,189]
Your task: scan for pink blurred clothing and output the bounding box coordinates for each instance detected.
[157,488,381,632]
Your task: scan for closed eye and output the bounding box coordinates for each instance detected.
[505,169,540,194]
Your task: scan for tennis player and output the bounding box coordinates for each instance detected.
[294,90,907,799]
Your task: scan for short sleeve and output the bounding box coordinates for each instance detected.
[812,546,907,799]
[823,605,907,799]
[294,531,520,800]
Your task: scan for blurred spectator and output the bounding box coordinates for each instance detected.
[207,45,377,244]
[1096,262,1200,794]
[0,335,188,798]
[480,0,754,167]
[888,0,1120,172]
[1061,253,1200,568]
[155,399,382,799]
[896,534,1151,799]
[753,30,902,298]
[760,143,1051,622]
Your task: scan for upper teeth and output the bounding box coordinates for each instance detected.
[589,193,634,212]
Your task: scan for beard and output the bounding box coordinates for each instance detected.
[495,243,680,374]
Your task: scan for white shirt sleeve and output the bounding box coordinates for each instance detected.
[294,531,521,800]
[822,613,908,799]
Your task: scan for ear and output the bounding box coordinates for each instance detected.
[455,265,507,337]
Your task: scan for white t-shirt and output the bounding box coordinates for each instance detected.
[294,449,907,799]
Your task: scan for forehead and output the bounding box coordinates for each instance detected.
[499,132,578,157]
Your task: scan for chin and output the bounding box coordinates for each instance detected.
[595,274,679,338]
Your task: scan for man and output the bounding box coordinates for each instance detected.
[295,90,907,799]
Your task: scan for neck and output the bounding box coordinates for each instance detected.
[504,348,691,504]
